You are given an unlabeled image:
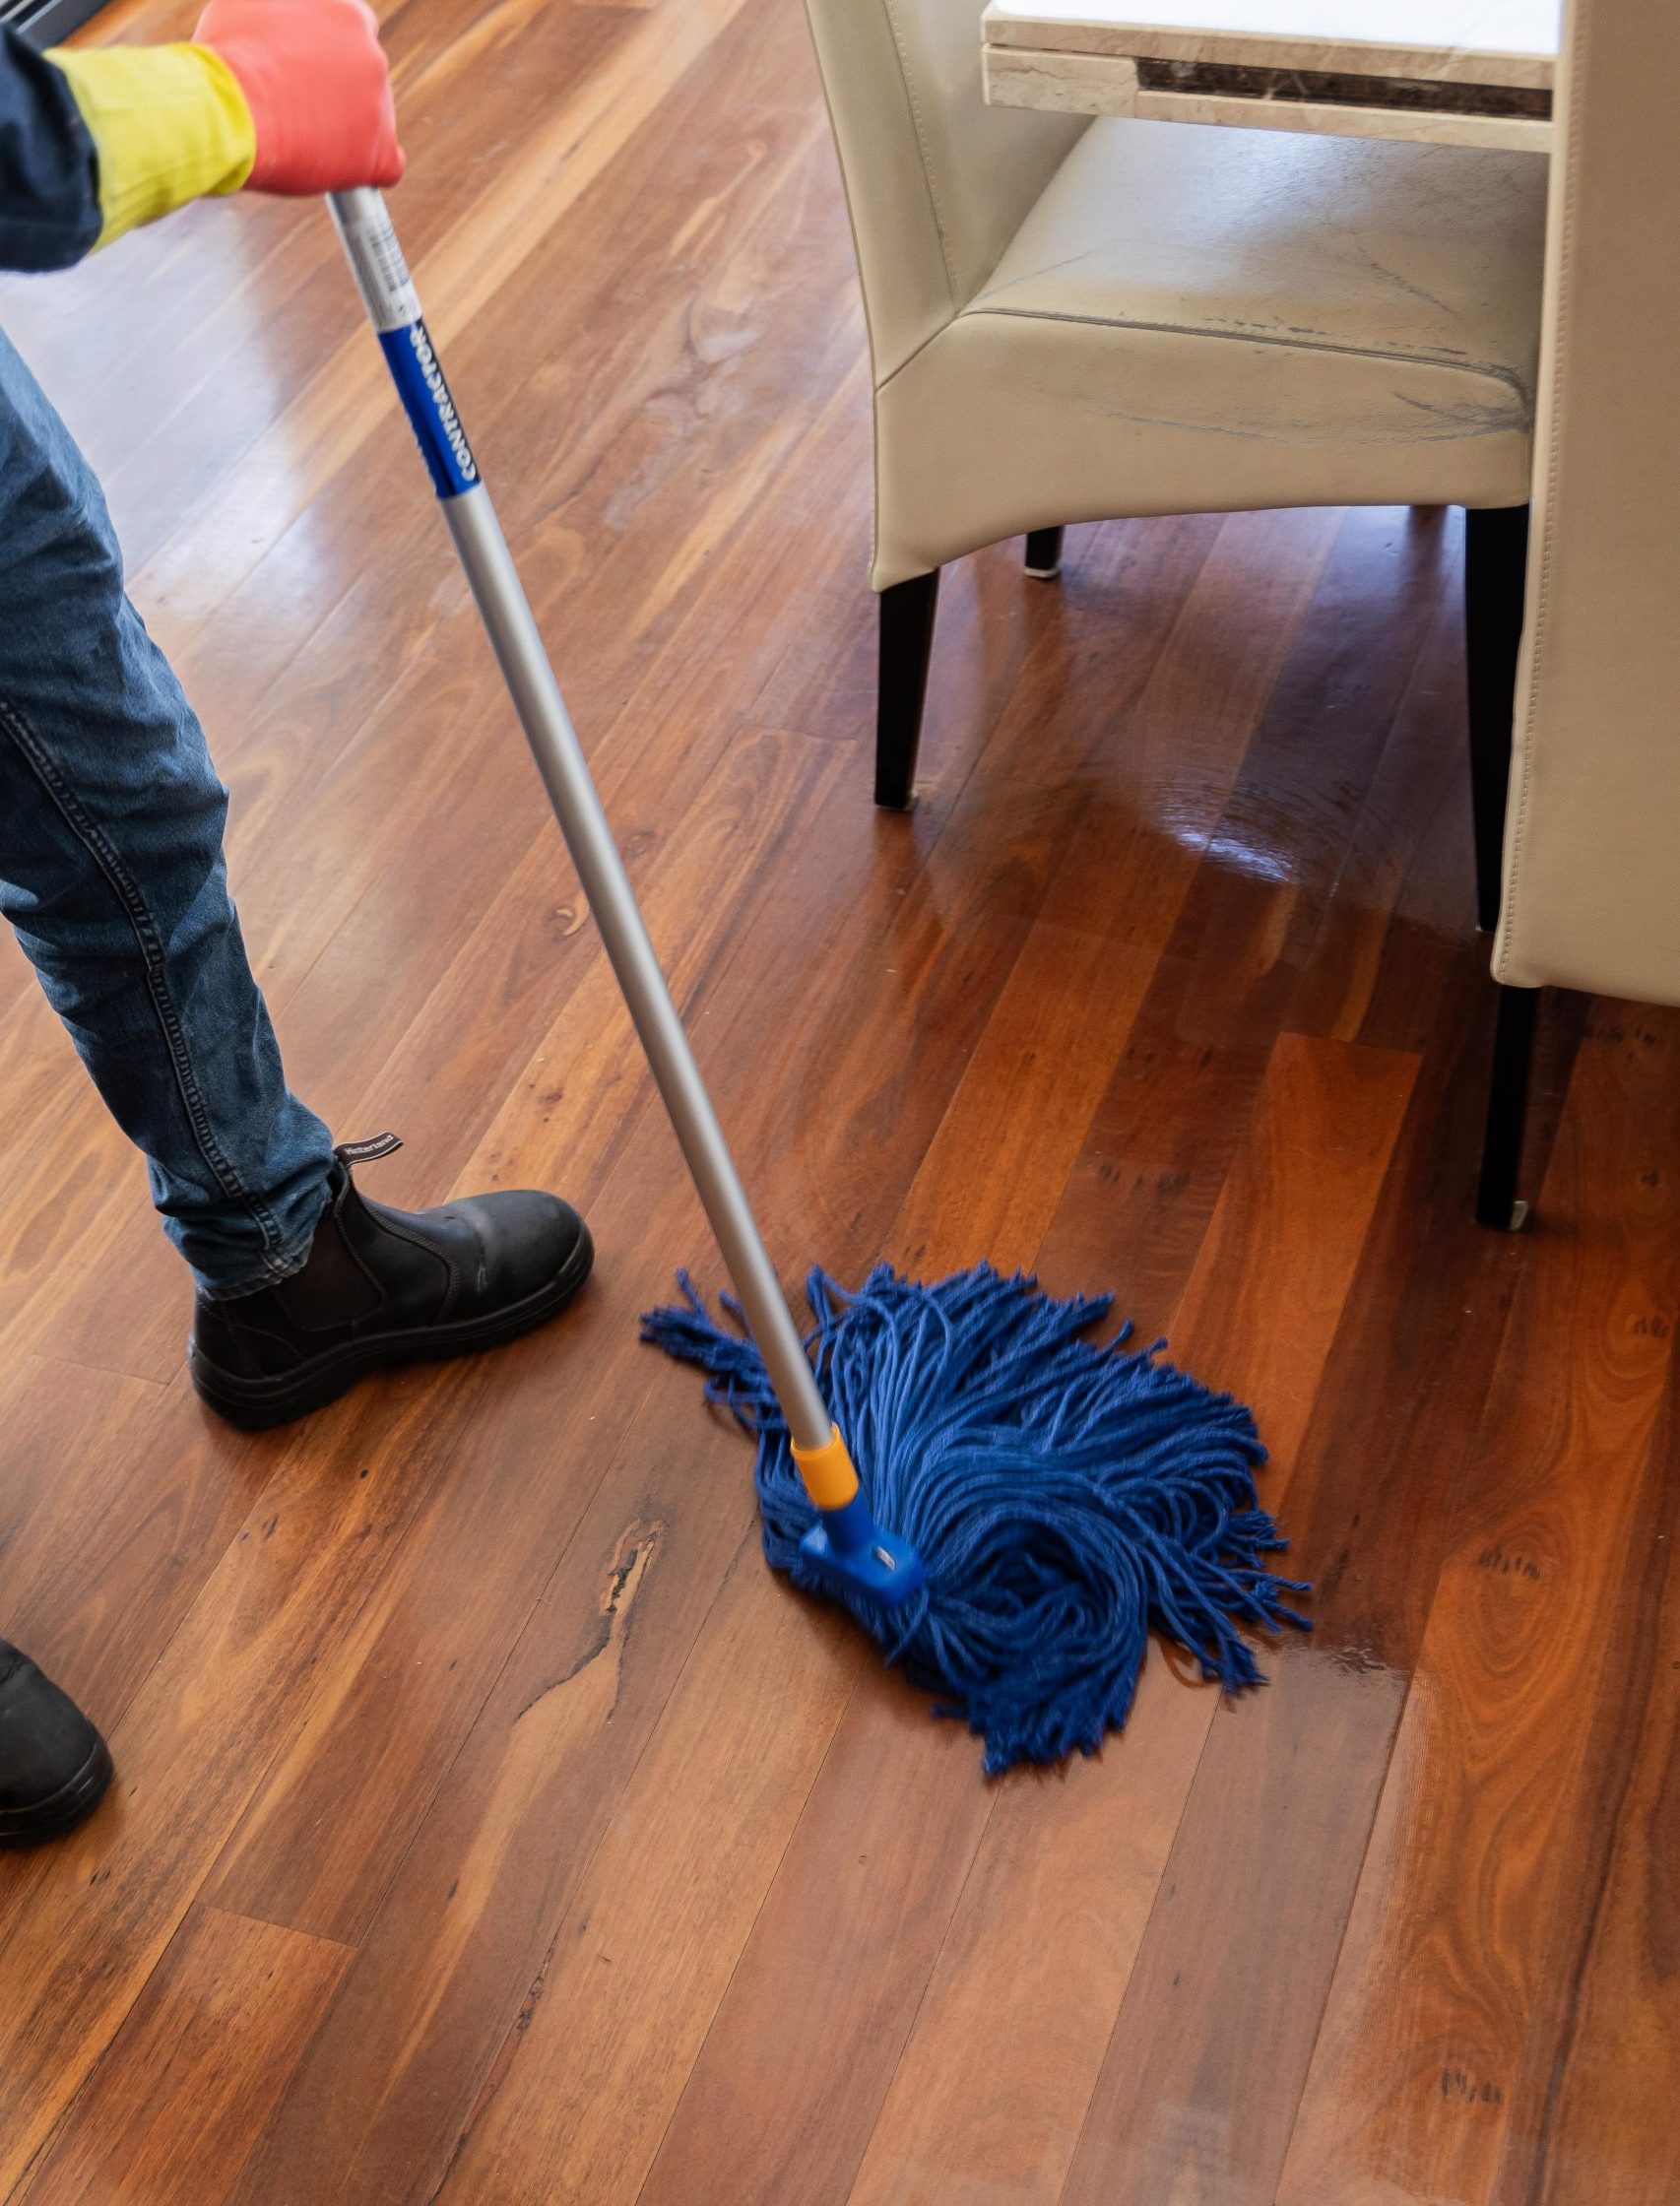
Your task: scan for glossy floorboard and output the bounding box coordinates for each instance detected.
[0,1,1672,2201]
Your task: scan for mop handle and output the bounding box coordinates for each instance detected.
[326,187,851,1494]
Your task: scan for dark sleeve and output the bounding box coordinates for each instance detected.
[0,26,100,273]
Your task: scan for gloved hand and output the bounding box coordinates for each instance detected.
[193,0,404,195]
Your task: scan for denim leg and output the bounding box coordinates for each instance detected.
[0,324,335,1296]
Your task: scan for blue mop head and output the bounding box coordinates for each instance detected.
[641,1264,1310,1775]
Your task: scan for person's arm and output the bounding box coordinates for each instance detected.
[46,37,255,259]
[0,0,402,278]
[0,26,104,271]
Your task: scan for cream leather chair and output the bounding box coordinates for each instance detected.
[1477,0,1679,1228]
[807,0,1549,909]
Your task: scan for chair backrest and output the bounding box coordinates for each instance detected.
[804,0,1086,381]
[1495,0,1680,1006]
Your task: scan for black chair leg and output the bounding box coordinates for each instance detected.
[1024,527,1065,579]
[1464,503,1530,934]
[1477,984,1539,1231]
[875,569,939,811]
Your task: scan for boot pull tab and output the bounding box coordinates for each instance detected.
[334,1132,404,1168]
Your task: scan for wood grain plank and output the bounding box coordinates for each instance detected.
[216,600,1103,2201]
[14,1907,348,2206]
[1043,500,1450,1338]
[0,1361,248,1728]
[218,1395,763,2205]
[842,1660,1213,2206]
[999,505,1338,858]
[1058,956,1509,2206]
[1275,1010,1680,2206]
[1288,509,1472,1049]
[205,730,849,1941]
[1513,1380,1680,2206]
[0,1048,141,1366]
[0,1381,456,2196]
[890,920,1158,1276]
[425,1543,865,2206]
[908,504,1343,1334]
[830,1032,1415,2206]
[1045,511,1511,2202]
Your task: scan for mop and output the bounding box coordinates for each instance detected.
[329,189,1309,1775]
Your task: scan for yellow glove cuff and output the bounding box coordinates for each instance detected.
[48,42,257,250]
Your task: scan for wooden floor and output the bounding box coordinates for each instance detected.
[1,0,1674,2199]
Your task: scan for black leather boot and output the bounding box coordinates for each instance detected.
[188,1135,594,1427]
[0,1641,113,1847]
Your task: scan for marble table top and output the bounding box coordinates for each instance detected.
[983,0,1562,150]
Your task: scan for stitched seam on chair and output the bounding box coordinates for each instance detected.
[879,0,961,312]
[875,314,962,400]
[798,4,917,573]
[960,302,1532,403]
[806,7,889,568]
[0,690,293,1280]
[1493,18,1582,984]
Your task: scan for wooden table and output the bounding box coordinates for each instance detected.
[983,0,1560,152]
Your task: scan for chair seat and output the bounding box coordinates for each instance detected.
[968,118,1547,447]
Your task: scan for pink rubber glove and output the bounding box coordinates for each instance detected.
[193,0,405,195]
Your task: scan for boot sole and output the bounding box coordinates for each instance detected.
[0,1733,114,1847]
[188,1223,595,1430]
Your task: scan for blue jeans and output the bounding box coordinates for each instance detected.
[0,324,335,1296]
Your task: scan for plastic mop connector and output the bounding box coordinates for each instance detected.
[791,1425,927,1606]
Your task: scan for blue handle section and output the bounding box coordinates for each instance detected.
[376,319,480,500]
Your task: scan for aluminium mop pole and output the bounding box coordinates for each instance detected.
[327,188,922,1604]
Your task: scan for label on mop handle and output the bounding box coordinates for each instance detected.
[341,197,480,498]
[376,319,480,499]
[338,197,421,334]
